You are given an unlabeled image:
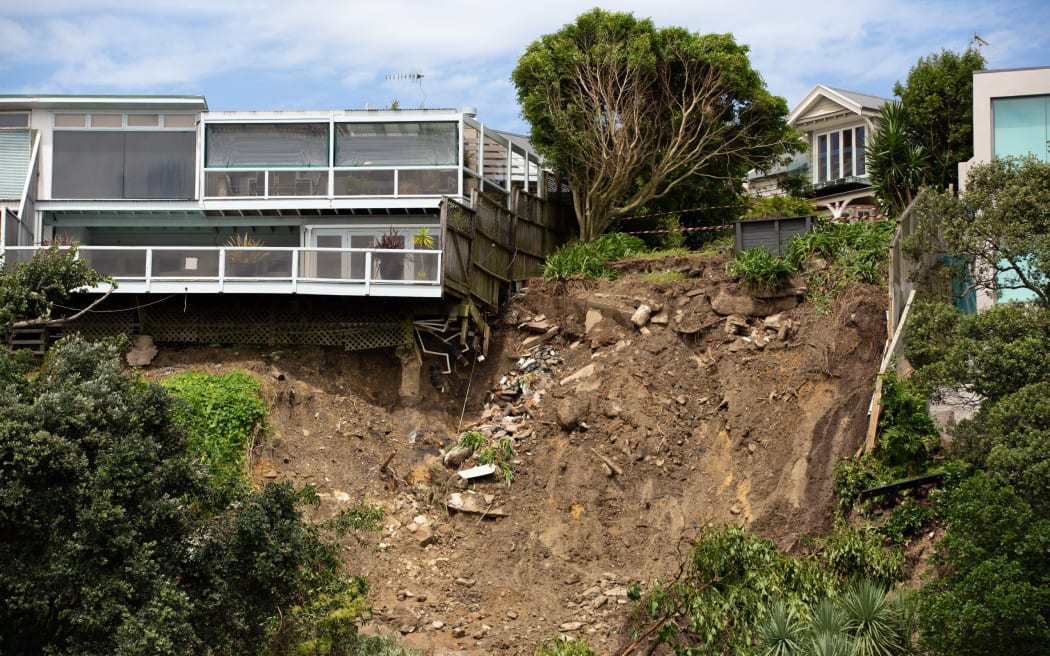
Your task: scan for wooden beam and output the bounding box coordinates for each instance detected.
[863,289,916,454]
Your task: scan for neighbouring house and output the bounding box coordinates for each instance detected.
[0,95,570,361]
[960,66,1050,307]
[747,85,889,218]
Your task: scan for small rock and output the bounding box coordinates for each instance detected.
[730,502,743,516]
[559,621,585,631]
[630,304,652,328]
[724,314,748,335]
[263,469,278,479]
[455,577,476,587]
[557,397,591,431]
[415,525,437,547]
[443,445,472,468]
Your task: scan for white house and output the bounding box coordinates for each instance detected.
[749,85,889,218]
[0,95,548,299]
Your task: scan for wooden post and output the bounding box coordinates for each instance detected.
[864,289,916,454]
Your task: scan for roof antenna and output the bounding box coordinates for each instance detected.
[972,33,990,48]
[385,72,426,108]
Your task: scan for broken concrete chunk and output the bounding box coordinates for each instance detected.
[560,363,597,386]
[724,314,748,335]
[521,326,559,350]
[522,320,551,333]
[584,309,604,334]
[447,493,508,517]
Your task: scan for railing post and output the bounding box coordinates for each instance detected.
[218,248,226,293]
[145,248,153,293]
[291,248,299,294]
[365,251,372,295]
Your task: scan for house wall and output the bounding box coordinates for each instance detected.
[969,67,1050,308]
[972,66,1050,164]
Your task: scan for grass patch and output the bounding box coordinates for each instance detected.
[542,233,648,281]
[787,219,896,313]
[638,270,688,284]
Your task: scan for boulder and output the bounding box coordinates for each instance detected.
[711,290,798,317]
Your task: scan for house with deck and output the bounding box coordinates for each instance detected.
[0,95,570,356]
[748,85,889,218]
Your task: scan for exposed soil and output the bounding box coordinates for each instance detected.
[142,253,888,655]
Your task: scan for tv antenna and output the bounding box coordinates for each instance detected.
[972,33,990,48]
[385,72,426,108]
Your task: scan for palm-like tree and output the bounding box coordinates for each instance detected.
[867,101,930,217]
[756,580,914,656]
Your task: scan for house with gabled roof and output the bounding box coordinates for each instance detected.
[787,85,889,217]
[748,85,890,218]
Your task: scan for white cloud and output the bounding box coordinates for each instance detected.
[0,0,1047,132]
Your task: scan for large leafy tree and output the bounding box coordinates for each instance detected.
[905,299,1050,653]
[512,8,800,241]
[907,155,1050,306]
[0,337,369,655]
[893,47,985,192]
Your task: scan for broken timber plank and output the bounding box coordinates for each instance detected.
[858,472,945,501]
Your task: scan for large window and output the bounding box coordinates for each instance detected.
[993,95,1050,161]
[52,131,196,199]
[335,122,457,166]
[815,125,866,183]
[206,123,328,167]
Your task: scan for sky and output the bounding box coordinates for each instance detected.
[1,0,1049,135]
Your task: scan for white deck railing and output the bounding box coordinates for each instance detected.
[0,245,443,297]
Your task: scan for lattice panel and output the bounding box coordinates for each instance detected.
[64,305,411,352]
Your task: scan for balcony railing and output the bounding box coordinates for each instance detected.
[0,246,443,297]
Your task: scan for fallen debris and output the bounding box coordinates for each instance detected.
[446,492,508,517]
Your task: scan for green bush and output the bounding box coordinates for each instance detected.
[726,247,796,291]
[162,369,268,509]
[786,219,896,312]
[876,372,941,476]
[542,233,648,281]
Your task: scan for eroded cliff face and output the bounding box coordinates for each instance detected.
[146,253,887,655]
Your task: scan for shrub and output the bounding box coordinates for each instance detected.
[162,370,268,510]
[726,247,795,291]
[542,233,648,281]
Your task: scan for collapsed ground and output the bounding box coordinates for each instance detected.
[144,252,887,655]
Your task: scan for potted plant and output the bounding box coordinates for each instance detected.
[370,228,405,280]
[224,233,265,276]
[412,226,436,280]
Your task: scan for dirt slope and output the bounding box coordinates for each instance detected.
[145,253,887,655]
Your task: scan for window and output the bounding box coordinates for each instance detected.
[206,123,328,167]
[993,95,1050,161]
[0,113,29,128]
[335,122,457,166]
[815,126,867,183]
[52,131,195,199]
